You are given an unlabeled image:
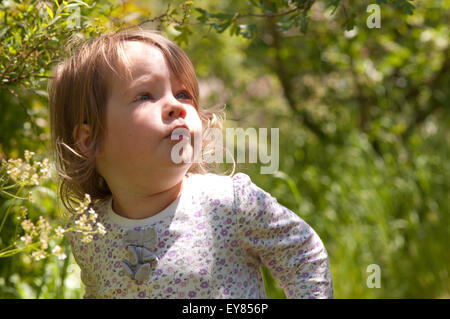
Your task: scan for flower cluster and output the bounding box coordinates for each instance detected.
[69,194,107,243]
[0,150,106,261]
[15,210,66,260]
[1,150,51,187]
[12,193,107,260]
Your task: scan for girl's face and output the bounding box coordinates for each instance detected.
[96,41,202,193]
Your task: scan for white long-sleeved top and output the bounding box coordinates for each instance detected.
[68,173,333,298]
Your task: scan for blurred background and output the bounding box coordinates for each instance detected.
[0,0,448,298]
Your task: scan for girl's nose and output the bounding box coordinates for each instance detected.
[163,95,187,119]
[168,105,186,119]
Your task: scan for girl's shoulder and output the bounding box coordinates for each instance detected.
[186,172,262,206]
[186,172,253,193]
[187,171,252,183]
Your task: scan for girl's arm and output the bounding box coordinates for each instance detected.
[233,173,333,299]
[67,231,100,298]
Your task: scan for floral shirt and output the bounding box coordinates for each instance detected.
[68,173,333,299]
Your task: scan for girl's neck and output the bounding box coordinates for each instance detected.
[110,176,186,220]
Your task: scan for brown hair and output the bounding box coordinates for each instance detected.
[48,28,229,214]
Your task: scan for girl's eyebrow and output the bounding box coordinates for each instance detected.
[129,75,154,88]
[121,75,155,97]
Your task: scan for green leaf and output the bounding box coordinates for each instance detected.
[398,0,415,15]
[210,20,232,33]
[238,24,257,39]
[46,4,54,20]
[27,4,35,13]
[342,12,356,31]
[195,7,210,23]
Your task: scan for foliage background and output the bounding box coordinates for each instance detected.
[0,0,448,298]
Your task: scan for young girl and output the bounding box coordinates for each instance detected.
[48,28,333,299]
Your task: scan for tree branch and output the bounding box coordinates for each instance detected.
[266,16,329,141]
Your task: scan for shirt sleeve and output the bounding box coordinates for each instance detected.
[66,231,99,298]
[232,173,333,299]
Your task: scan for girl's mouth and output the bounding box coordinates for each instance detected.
[166,126,191,141]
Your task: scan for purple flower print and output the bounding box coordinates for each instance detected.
[200,281,209,289]
[226,218,232,224]
[275,266,283,272]
[230,240,238,247]
[213,199,220,206]
[138,291,146,298]
[223,288,230,295]
[188,291,197,298]
[197,223,205,230]
[114,261,120,268]
[301,272,310,278]
[155,269,163,276]
[166,287,173,293]
[219,259,226,265]
[158,241,165,248]
[163,230,170,237]
[221,229,228,236]
[175,278,181,284]
[199,268,208,275]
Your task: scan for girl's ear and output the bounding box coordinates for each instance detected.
[73,124,94,156]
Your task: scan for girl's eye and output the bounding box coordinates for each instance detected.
[176,90,192,100]
[134,93,152,102]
